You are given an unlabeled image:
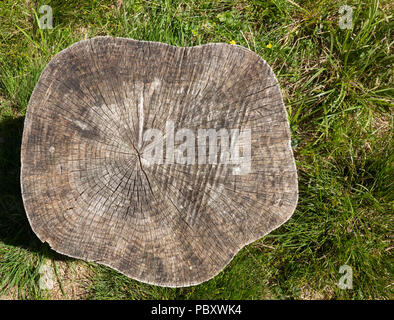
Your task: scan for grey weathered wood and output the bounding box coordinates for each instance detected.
[21,36,298,287]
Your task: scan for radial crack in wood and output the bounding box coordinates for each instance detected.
[21,37,298,287]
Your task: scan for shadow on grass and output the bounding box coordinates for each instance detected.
[0,115,71,261]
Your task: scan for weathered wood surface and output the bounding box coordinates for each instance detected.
[21,36,298,287]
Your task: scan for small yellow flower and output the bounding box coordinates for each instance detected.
[266,43,273,49]
[229,40,236,45]
[192,29,198,36]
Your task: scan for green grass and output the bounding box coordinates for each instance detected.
[0,0,392,300]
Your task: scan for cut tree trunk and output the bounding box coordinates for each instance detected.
[21,37,298,287]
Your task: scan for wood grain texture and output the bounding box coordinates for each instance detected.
[21,36,298,287]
